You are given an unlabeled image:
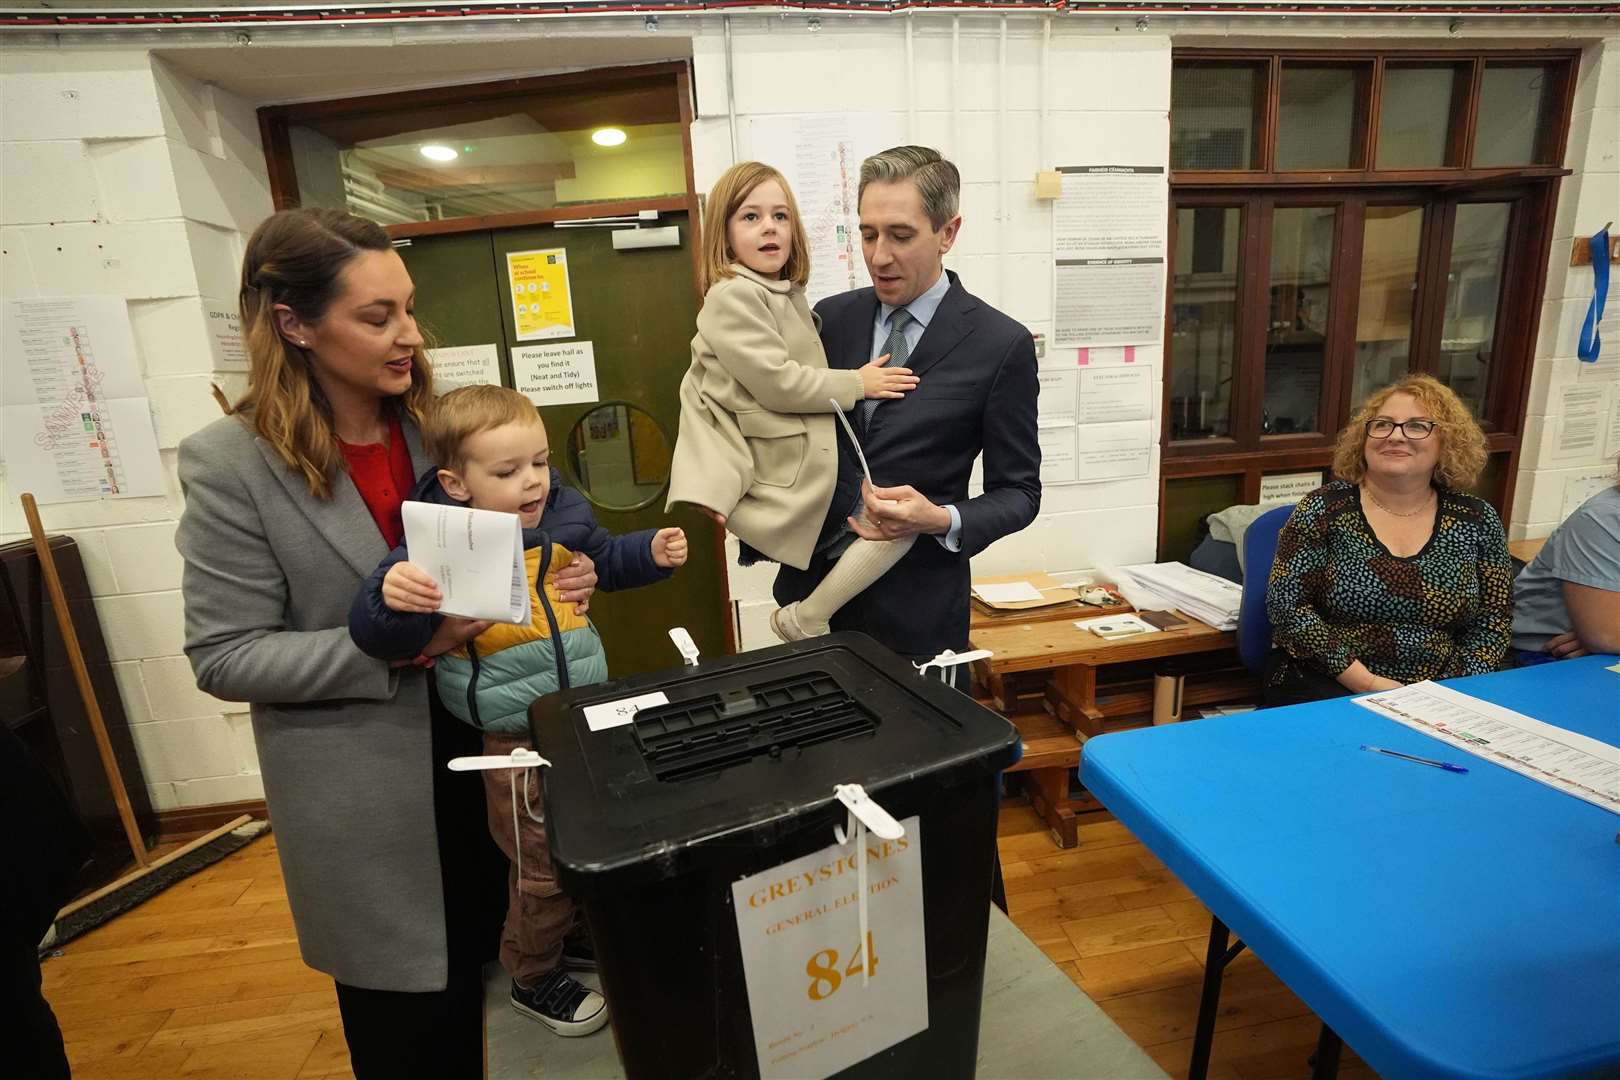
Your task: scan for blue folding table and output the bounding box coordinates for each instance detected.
[1080,656,1620,1080]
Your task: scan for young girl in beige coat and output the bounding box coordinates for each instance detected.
[667,162,917,640]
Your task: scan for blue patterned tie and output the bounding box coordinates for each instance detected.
[859,307,913,428]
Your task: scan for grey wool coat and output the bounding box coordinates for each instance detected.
[175,413,449,992]
[666,265,864,570]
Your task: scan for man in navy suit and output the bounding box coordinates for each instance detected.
[774,146,1041,673]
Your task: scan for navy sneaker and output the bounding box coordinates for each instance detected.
[510,968,608,1037]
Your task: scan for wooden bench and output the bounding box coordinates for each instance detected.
[971,613,1257,848]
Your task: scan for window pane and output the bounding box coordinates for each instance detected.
[1474,63,1556,167]
[1440,202,1511,419]
[1352,205,1424,407]
[287,81,685,223]
[1265,207,1336,435]
[1171,62,1265,170]
[1170,206,1241,441]
[1377,63,1465,169]
[1277,64,1368,171]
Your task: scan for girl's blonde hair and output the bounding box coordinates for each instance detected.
[1332,373,1487,491]
[697,162,811,294]
[234,208,434,499]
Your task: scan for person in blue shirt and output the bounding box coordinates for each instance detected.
[1512,462,1620,662]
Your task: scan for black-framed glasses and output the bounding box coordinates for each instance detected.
[1366,418,1436,440]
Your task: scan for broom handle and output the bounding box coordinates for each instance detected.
[21,493,149,868]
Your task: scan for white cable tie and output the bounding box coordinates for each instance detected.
[447,748,549,772]
[913,648,992,678]
[669,626,701,666]
[834,783,904,841]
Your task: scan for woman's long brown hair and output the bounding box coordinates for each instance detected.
[234,208,434,499]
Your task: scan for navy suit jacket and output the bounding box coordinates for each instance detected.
[773,271,1041,658]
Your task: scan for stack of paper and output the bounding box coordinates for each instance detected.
[1117,562,1243,630]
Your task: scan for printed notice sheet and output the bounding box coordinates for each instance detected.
[732,818,927,1080]
[427,343,503,391]
[1053,166,1167,259]
[401,502,529,624]
[506,249,575,341]
[1037,368,1078,426]
[1549,384,1611,461]
[1,296,165,504]
[1054,258,1164,346]
[1038,424,1078,484]
[512,341,598,407]
[1075,419,1152,481]
[1353,681,1619,814]
[1078,365,1153,424]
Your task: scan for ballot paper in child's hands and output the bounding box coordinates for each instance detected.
[401,502,530,624]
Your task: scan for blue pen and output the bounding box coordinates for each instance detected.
[1360,744,1468,774]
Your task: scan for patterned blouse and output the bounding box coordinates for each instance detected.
[1265,480,1513,686]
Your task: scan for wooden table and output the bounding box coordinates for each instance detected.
[971,613,1255,849]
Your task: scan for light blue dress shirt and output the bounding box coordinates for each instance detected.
[867,270,963,552]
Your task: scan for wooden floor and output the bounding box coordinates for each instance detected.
[44,808,1378,1080]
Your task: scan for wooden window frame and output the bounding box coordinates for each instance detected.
[256,61,701,241]
[1159,48,1576,557]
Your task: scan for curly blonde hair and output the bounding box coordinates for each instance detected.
[1332,373,1486,490]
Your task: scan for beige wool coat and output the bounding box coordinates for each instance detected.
[667,265,864,570]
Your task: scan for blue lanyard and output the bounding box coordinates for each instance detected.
[1577,226,1611,364]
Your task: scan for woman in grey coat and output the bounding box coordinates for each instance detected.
[176,209,595,1076]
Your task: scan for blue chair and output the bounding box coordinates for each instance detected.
[1237,504,1296,676]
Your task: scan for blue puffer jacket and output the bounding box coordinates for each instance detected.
[348,469,668,732]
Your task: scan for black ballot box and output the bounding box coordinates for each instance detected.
[530,632,1021,1080]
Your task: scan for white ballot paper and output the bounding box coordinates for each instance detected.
[401,502,529,624]
[1353,682,1620,814]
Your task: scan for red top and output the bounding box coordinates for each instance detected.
[337,412,417,550]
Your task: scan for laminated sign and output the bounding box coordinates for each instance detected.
[731,817,928,1080]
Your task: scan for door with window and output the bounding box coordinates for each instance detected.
[398,213,727,678]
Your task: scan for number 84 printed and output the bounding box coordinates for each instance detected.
[805,932,878,1001]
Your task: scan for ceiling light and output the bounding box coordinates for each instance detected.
[592,128,628,148]
[419,144,458,162]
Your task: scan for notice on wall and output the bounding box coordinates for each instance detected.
[506,249,575,341]
[1075,419,1152,482]
[1608,392,1620,459]
[1078,365,1153,424]
[512,341,598,407]
[1578,303,1619,382]
[1053,166,1167,259]
[732,819,928,1080]
[1259,471,1326,504]
[1563,467,1617,521]
[427,343,503,391]
[1054,258,1163,346]
[1037,368,1078,426]
[743,114,902,306]
[202,300,248,371]
[1,296,165,504]
[1549,383,1611,462]
[1039,424,1078,484]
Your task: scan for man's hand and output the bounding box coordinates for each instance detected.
[1541,630,1589,660]
[554,551,597,614]
[382,561,441,614]
[847,480,951,541]
[652,527,688,569]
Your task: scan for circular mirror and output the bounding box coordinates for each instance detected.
[565,402,672,512]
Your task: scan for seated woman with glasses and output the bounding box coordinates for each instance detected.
[1510,456,1620,664]
[1263,374,1512,706]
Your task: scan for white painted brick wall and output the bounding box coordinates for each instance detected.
[693,21,1170,645]
[1511,37,1620,541]
[1,47,271,812]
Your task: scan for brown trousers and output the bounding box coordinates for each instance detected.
[480,732,577,987]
